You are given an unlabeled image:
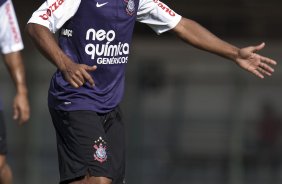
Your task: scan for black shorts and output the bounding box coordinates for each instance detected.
[49,107,125,184]
[0,111,7,155]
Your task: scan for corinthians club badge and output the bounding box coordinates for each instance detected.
[124,0,135,16]
[93,137,107,163]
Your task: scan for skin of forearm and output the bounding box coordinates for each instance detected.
[25,23,70,71]
[172,18,239,61]
[3,52,28,95]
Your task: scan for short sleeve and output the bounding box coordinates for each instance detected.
[0,0,23,54]
[137,0,182,34]
[27,0,81,33]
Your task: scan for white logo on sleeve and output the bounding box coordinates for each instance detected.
[96,2,108,7]
[61,29,73,37]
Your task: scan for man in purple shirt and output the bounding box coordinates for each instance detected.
[26,0,277,184]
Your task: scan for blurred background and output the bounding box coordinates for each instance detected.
[0,0,282,184]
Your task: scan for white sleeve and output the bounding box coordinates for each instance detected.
[137,0,182,34]
[27,0,81,33]
[0,0,23,54]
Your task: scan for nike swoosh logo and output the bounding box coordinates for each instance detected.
[96,2,108,7]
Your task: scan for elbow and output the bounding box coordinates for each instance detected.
[171,18,190,41]
[25,23,52,39]
[25,23,35,38]
[25,23,45,39]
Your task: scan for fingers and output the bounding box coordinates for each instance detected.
[81,68,95,87]
[251,43,277,72]
[253,42,265,52]
[250,61,275,79]
[66,65,97,88]
[241,42,265,56]
[18,109,30,125]
[255,54,277,78]
[13,105,30,125]
[13,105,19,121]
[252,69,264,79]
[71,74,84,87]
[239,42,277,79]
[259,61,275,73]
[257,67,272,76]
[85,65,97,71]
[260,55,277,66]
[68,79,80,88]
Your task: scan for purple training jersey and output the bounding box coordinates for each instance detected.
[28,0,182,113]
[49,0,138,112]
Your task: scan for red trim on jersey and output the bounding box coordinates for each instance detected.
[39,0,65,20]
[5,2,21,43]
[153,0,176,16]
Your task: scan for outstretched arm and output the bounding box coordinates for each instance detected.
[171,18,277,78]
[26,23,96,88]
[3,52,30,125]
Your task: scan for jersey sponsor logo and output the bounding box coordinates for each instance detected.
[85,28,129,65]
[153,0,176,16]
[39,0,65,20]
[124,0,135,16]
[96,2,108,8]
[5,2,21,43]
[93,137,107,163]
[61,28,73,37]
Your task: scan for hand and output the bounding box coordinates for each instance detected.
[235,43,277,78]
[13,93,30,125]
[61,61,97,88]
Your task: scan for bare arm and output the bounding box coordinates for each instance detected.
[171,18,277,78]
[26,23,96,88]
[3,52,30,125]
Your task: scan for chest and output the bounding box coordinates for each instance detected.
[75,0,139,23]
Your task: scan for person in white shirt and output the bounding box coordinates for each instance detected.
[0,0,30,183]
